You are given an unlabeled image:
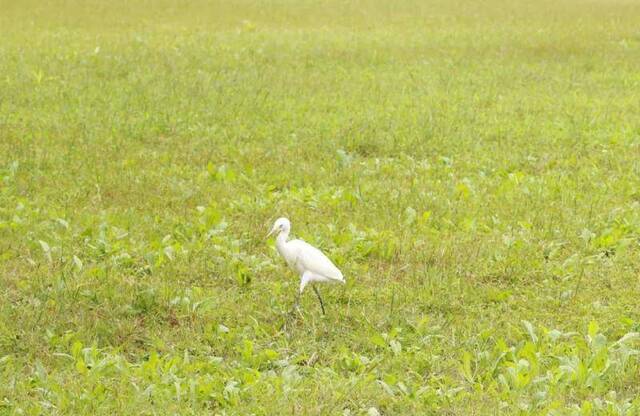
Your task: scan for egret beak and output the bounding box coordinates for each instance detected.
[266,226,276,238]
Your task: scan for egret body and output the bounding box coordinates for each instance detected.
[267,217,345,314]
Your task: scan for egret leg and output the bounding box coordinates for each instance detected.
[289,290,305,319]
[290,271,313,316]
[289,291,301,315]
[312,285,326,315]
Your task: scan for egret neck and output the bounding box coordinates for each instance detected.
[275,228,290,259]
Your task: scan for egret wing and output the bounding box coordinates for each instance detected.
[290,239,344,282]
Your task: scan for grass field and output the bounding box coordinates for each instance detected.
[2,0,640,414]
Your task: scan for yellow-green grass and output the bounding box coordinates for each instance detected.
[1,0,640,414]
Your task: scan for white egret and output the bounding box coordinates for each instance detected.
[267,217,345,315]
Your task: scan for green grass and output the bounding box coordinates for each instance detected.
[1,0,640,414]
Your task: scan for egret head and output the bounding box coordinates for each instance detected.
[267,217,291,238]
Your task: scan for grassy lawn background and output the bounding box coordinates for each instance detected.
[1,0,640,413]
